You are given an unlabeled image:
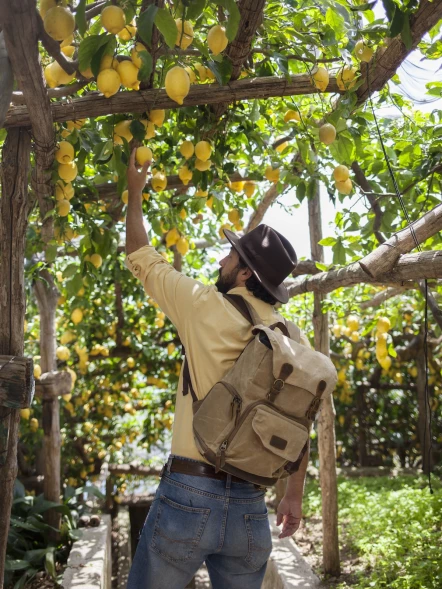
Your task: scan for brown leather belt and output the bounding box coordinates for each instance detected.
[162,457,264,489]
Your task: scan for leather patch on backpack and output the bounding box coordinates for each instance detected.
[270,435,288,450]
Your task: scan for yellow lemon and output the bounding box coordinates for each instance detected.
[100,54,119,71]
[55,141,74,164]
[57,199,71,217]
[55,181,74,201]
[20,408,31,420]
[34,364,42,379]
[136,146,153,165]
[206,196,214,209]
[228,209,240,223]
[319,123,336,145]
[219,223,232,239]
[175,19,194,49]
[122,190,128,204]
[380,356,392,371]
[167,343,176,355]
[58,161,77,182]
[61,45,75,58]
[151,172,167,192]
[143,192,150,201]
[71,308,83,324]
[114,120,133,142]
[56,346,70,361]
[275,140,288,153]
[377,317,391,333]
[44,63,58,88]
[118,22,136,41]
[243,181,256,197]
[67,119,86,130]
[166,228,180,247]
[265,166,279,183]
[44,6,75,41]
[195,141,212,162]
[149,109,165,127]
[179,208,187,220]
[30,418,39,432]
[90,253,103,268]
[195,63,207,82]
[284,109,300,123]
[195,158,211,171]
[101,5,126,35]
[333,165,350,182]
[336,66,358,91]
[195,189,208,197]
[39,0,57,19]
[117,60,140,89]
[207,25,228,56]
[176,237,189,255]
[346,315,359,331]
[180,140,194,159]
[229,181,244,193]
[165,66,190,105]
[61,34,74,48]
[335,178,352,195]
[205,67,216,80]
[312,67,329,92]
[141,119,155,139]
[354,40,373,63]
[97,68,121,98]
[131,43,146,68]
[178,165,193,185]
[184,66,197,84]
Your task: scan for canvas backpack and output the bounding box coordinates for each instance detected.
[182,294,338,487]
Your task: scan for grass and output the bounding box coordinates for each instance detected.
[302,475,442,589]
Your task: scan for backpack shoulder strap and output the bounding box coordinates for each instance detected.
[181,346,198,403]
[284,319,301,343]
[222,293,261,326]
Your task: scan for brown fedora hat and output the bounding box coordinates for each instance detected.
[223,224,297,304]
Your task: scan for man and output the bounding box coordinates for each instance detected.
[125,150,311,589]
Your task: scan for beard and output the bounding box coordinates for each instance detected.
[214,265,241,294]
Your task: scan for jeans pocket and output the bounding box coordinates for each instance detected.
[244,513,273,572]
[150,495,210,563]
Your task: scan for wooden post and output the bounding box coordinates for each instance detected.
[308,181,340,576]
[0,127,32,589]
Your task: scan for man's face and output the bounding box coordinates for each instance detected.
[215,248,242,294]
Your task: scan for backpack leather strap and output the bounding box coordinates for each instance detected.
[222,293,255,325]
[182,346,198,403]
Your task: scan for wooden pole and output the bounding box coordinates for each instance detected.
[308,181,340,576]
[415,335,433,475]
[0,127,31,589]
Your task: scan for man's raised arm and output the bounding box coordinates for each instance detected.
[126,148,150,255]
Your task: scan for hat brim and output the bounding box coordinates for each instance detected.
[223,229,289,304]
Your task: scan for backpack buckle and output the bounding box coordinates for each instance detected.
[267,378,285,402]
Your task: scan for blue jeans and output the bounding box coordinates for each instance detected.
[126,455,272,589]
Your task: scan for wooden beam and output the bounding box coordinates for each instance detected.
[359,286,410,309]
[34,370,72,399]
[288,250,442,297]
[0,356,34,409]
[4,74,341,128]
[359,204,442,278]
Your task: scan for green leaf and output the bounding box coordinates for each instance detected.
[214,0,241,41]
[5,560,30,572]
[154,8,178,49]
[388,344,397,358]
[75,0,87,37]
[207,58,232,85]
[45,244,58,264]
[401,15,412,50]
[95,140,114,163]
[315,262,328,272]
[319,236,337,247]
[45,549,56,579]
[90,36,116,79]
[62,264,78,279]
[389,6,405,38]
[186,0,207,20]
[78,34,111,72]
[130,120,146,143]
[332,238,346,265]
[296,181,306,202]
[325,7,345,35]
[138,51,153,82]
[250,99,260,123]
[137,5,158,47]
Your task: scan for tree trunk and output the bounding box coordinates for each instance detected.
[0,127,31,589]
[308,183,340,576]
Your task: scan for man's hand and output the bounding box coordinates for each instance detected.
[127,148,150,197]
[276,495,302,538]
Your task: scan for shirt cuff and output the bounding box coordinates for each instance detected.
[125,244,152,278]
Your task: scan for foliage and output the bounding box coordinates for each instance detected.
[302,475,442,588]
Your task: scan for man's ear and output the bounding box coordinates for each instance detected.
[242,267,253,280]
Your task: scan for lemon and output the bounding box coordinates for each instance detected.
[284,109,300,123]
[60,331,76,345]
[207,25,228,56]
[195,189,208,197]
[335,178,352,195]
[141,120,155,139]
[61,45,75,58]
[114,120,133,142]
[175,19,194,49]
[57,199,71,217]
[56,346,70,361]
[100,54,119,71]
[312,67,329,92]
[229,181,244,193]
[333,165,349,182]
[58,161,77,182]
[195,141,212,161]
[195,62,207,81]
[206,197,214,209]
[346,315,359,331]
[205,67,215,81]
[319,123,336,145]
[20,408,31,420]
[55,141,74,164]
[34,364,42,379]
[118,22,136,41]
[80,66,94,79]
[336,66,358,91]
[30,418,39,432]
[195,158,211,171]
[61,34,74,48]
[44,6,75,41]
[149,109,165,127]
[39,0,57,18]
[380,356,392,371]
[167,343,176,355]
[101,5,126,35]
[151,172,167,192]
[131,43,145,68]
[376,317,391,333]
[166,228,180,247]
[176,237,189,255]
[265,166,279,183]
[179,165,193,185]
[275,140,288,153]
[143,192,150,201]
[122,190,128,204]
[184,66,197,83]
[243,181,256,198]
[179,208,187,220]
[67,119,86,130]
[44,63,58,88]
[228,209,240,223]
[136,146,153,165]
[90,253,103,268]
[55,181,74,201]
[234,221,243,231]
[165,66,190,105]
[52,61,76,85]
[97,68,121,98]
[117,60,140,89]
[71,308,83,324]
[354,40,373,63]
[180,140,194,159]
[219,223,232,239]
